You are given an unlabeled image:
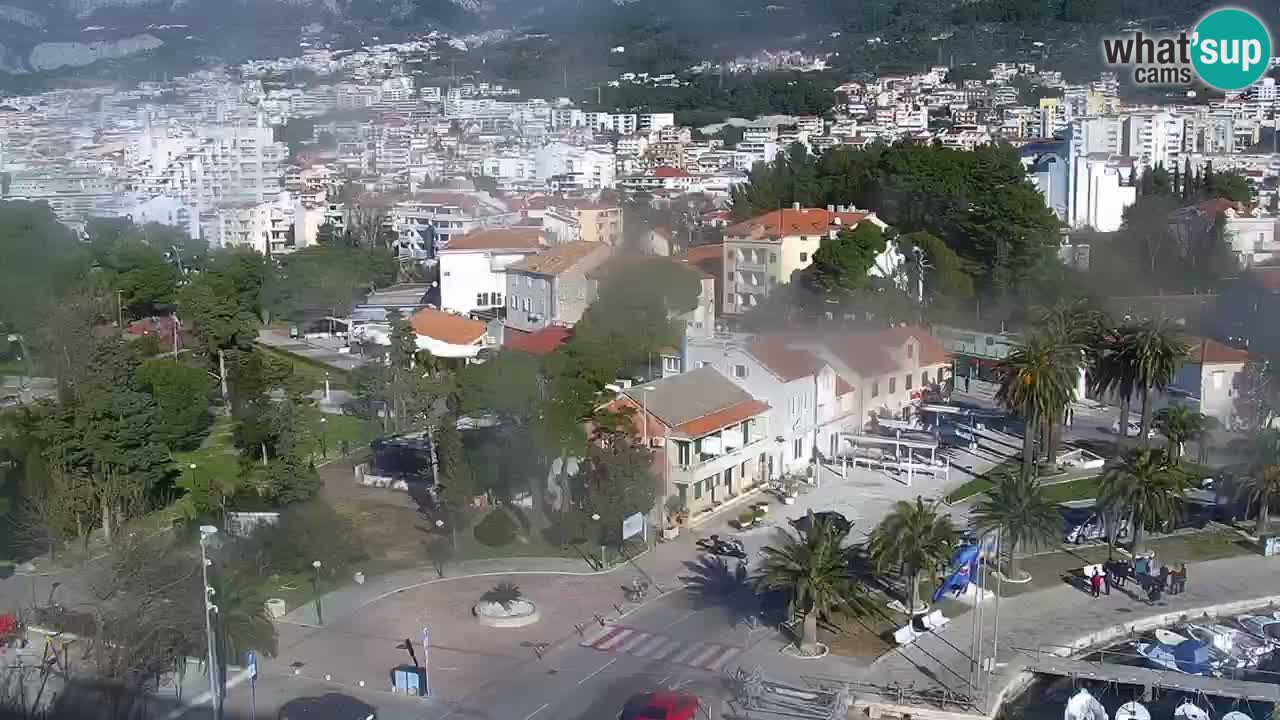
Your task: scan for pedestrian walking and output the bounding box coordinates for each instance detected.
[1179,563,1188,593]
[1089,570,1103,598]
[1148,580,1163,604]
[1158,565,1170,592]
[1102,565,1111,596]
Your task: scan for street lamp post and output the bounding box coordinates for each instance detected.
[311,560,324,626]
[198,525,222,720]
[590,513,604,569]
[319,417,328,459]
[641,386,657,549]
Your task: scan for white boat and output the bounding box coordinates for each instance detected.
[1221,712,1252,720]
[1155,629,1189,645]
[1184,624,1263,667]
[1236,614,1280,644]
[1115,701,1151,720]
[1064,689,1109,720]
[1135,641,1180,672]
[1174,702,1211,720]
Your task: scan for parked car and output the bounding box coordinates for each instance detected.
[1062,507,1129,545]
[789,511,852,536]
[619,692,700,720]
[1111,419,1157,439]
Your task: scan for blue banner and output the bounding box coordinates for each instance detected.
[933,544,979,601]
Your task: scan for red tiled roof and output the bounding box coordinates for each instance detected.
[748,337,824,381]
[653,166,691,178]
[677,244,724,265]
[503,326,572,355]
[877,325,949,365]
[443,227,545,251]
[409,308,487,345]
[672,399,771,438]
[509,240,606,276]
[1187,337,1248,365]
[724,208,869,241]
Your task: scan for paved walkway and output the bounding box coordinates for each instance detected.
[862,553,1280,714]
[256,329,368,372]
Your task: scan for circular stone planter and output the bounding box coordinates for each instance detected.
[781,642,830,659]
[473,600,541,628]
[265,598,288,619]
[994,569,1034,584]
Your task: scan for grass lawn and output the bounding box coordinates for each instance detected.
[451,531,588,563]
[256,344,351,391]
[298,407,379,459]
[1041,477,1102,504]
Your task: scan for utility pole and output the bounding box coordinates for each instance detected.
[218,349,229,406]
[115,289,124,330]
[198,526,222,720]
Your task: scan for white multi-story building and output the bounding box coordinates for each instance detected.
[533,143,617,189]
[437,227,546,316]
[389,191,518,258]
[132,121,287,214]
[125,194,200,241]
[1068,154,1137,232]
[1125,112,1185,170]
[202,192,299,255]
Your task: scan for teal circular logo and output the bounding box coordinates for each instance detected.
[1192,8,1272,91]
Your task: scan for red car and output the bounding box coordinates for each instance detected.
[619,692,700,720]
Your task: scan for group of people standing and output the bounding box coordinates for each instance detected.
[1087,557,1189,602]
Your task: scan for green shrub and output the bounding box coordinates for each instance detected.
[480,581,523,609]
[228,500,368,579]
[473,508,518,547]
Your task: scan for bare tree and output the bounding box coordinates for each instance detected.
[346,204,391,249]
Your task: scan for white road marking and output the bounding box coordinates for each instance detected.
[689,644,723,668]
[618,631,652,653]
[633,634,668,657]
[649,638,682,660]
[670,642,704,664]
[705,646,741,671]
[594,628,633,650]
[578,657,617,685]
[522,702,550,720]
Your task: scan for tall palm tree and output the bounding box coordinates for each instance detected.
[1245,429,1280,536]
[1038,303,1103,467]
[1099,448,1189,554]
[996,331,1082,480]
[212,569,279,662]
[868,496,956,613]
[1154,404,1208,461]
[1131,322,1192,447]
[1089,322,1140,451]
[970,470,1062,580]
[754,517,867,655]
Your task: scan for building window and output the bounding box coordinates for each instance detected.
[769,252,777,263]
[889,377,897,394]
[676,441,691,466]
[906,374,913,390]
[793,437,803,460]
[800,252,808,262]
[494,293,502,306]
[733,364,748,378]
[906,343,914,360]
[694,481,702,500]
[664,356,681,372]
[476,293,487,306]
[921,370,930,386]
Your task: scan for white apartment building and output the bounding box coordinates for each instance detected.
[533,143,617,189]
[437,227,546,316]
[125,194,200,241]
[6,170,121,221]
[639,113,676,133]
[1126,112,1185,170]
[389,191,518,258]
[1068,154,1137,232]
[481,154,538,183]
[203,192,299,255]
[132,122,287,214]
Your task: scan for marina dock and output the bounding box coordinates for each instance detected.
[1028,655,1280,703]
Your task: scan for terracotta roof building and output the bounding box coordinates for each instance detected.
[437,227,546,316]
[603,367,773,521]
[408,308,490,359]
[721,203,896,316]
[505,241,612,333]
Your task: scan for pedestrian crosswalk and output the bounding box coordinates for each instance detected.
[581,625,742,671]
